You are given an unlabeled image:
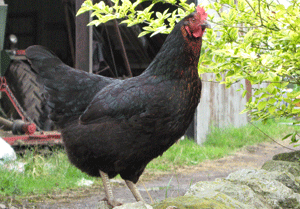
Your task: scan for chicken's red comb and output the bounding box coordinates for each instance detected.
[196,6,208,21]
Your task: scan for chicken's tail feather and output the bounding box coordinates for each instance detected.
[25,45,63,73]
[25,45,114,129]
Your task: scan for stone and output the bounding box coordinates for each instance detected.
[273,151,300,162]
[186,178,267,208]
[96,201,111,209]
[114,201,153,209]
[262,160,300,177]
[226,169,300,208]
[153,195,231,209]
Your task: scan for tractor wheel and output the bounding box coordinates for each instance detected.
[2,60,53,131]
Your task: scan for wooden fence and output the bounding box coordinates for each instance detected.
[187,73,267,144]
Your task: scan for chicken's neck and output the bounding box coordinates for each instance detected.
[144,27,202,81]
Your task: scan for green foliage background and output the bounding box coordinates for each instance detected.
[201,0,300,122]
[78,0,300,144]
[77,0,196,37]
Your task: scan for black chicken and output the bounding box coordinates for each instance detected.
[26,6,209,207]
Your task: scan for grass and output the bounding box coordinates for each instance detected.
[0,149,100,200]
[146,119,300,171]
[1,119,299,201]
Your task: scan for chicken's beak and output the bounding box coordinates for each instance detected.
[201,21,211,30]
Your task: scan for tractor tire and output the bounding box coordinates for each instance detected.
[2,60,53,131]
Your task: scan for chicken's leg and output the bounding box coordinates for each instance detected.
[125,180,145,202]
[99,170,122,207]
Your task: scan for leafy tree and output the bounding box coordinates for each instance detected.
[78,0,300,144]
[77,0,196,37]
[200,0,300,144]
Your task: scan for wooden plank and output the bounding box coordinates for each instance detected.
[195,74,248,144]
[75,0,92,73]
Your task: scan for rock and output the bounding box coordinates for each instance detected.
[273,150,300,162]
[96,201,153,209]
[115,201,153,209]
[96,201,111,209]
[154,167,300,209]
[275,172,300,194]
[153,196,230,209]
[185,179,267,208]
[226,169,300,208]
[262,160,300,177]
[154,151,300,209]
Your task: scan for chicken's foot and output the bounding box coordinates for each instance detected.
[99,170,122,207]
[125,180,145,202]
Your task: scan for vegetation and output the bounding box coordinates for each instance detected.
[0,149,98,199]
[77,0,196,37]
[147,119,300,171]
[200,0,300,131]
[1,120,299,201]
[78,0,300,145]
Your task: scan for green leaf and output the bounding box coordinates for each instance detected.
[216,73,223,81]
[87,20,101,26]
[292,108,300,114]
[77,5,93,16]
[291,132,298,143]
[257,101,268,110]
[151,26,167,37]
[260,93,270,99]
[242,90,247,98]
[138,30,151,37]
[292,99,300,105]
[240,108,249,114]
[156,12,162,19]
[276,4,286,12]
[268,106,276,114]
[282,133,293,140]
[228,0,235,7]
[253,89,263,96]
[268,98,277,104]
[266,84,275,94]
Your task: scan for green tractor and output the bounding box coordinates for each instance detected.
[0,1,52,131]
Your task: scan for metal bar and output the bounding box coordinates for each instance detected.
[3,133,62,146]
[106,0,132,77]
[0,116,13,129]
[104,25,118,77]
[0,77,25,121]
[63,1,75,66]
[75,0,92,72]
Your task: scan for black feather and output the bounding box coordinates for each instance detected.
[26,45,115,128]
[25,11,203,184]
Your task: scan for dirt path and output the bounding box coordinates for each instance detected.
[34,139,299,209]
